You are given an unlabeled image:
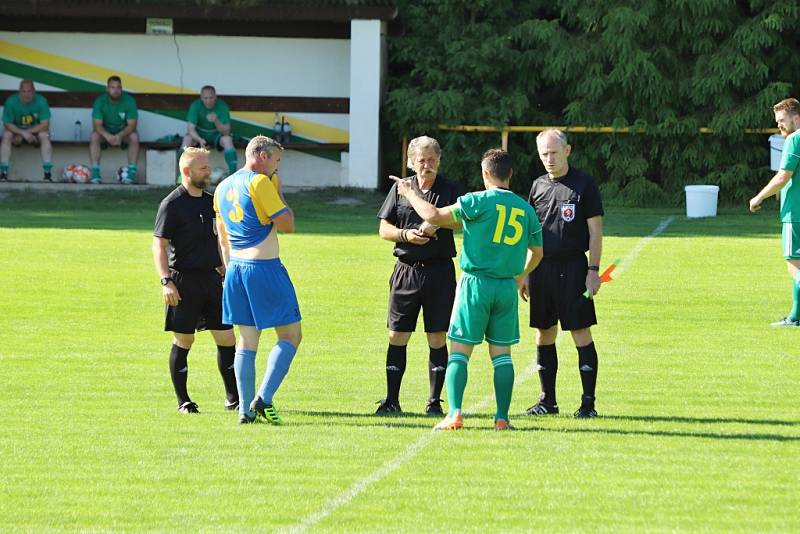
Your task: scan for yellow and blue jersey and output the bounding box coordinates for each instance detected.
[213,170,287,249]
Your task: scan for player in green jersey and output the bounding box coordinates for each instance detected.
[750,98,800,326]
[1,80,53,181]
[182,85,238,175]
[89,76,140,184]
[391,148,543,430]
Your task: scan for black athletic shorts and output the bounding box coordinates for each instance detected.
[165,270,232,334]
[529,256,597,331]
[387,258,456,333]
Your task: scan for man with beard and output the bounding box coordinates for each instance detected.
[750,98,800,326]
[152,147,239,414]
[376,135,463,416]
[89,75,140,184]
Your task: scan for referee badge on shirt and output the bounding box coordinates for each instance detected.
[561,203,576,222]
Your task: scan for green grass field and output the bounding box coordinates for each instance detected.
[0,187,798,533]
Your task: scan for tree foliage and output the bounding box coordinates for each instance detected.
[383,0,800,204]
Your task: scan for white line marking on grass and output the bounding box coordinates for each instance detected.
[286,362,540,534]
[287,216,675,533]
[615,216,674,277]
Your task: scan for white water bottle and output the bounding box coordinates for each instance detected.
[73,120,81,141]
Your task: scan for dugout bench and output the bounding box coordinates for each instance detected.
[0,90,349,184]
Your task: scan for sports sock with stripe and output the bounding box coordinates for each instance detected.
[577,342,598,400]
[169,344,191,406]
[257,340,297,405]
[126,163,137,181]
[234,348,257,416]
[428,345,448,401]
[444,353,469,416]
[216,344,238,404]
[492,354,514,422]
[224,147,238,174]
[385,343,406,404]
[536,343,558,406]
[789,271,800,321]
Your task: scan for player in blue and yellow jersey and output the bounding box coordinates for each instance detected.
[750,98,800,327]
[214,135,301,425]
[392,149,544,431]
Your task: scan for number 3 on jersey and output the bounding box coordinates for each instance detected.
[493,205,524,245]
[226,188,244,222]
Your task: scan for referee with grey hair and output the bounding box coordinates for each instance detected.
[522,129,605,418]
[375,135,463,416]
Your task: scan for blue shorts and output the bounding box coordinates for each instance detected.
[223,257,301,329]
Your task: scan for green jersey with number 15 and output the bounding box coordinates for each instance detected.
[452,188,542,279]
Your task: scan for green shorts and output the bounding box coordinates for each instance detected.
[196,129,224,150]
[100,124,129,150]
[782,223,800,259]
[448,272,520,346]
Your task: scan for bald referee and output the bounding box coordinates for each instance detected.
[153,147,239,414]
[523,130,604,418]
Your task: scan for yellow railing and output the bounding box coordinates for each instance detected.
[398,125,779,177]
[437,124,779,150]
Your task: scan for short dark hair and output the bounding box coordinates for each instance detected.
[200,85,216,94]
[481,148,513,180]
[774,98,800,116]
[107,75,122,85]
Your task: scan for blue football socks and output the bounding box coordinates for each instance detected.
[257,340,297,405]
[234,349,257,416]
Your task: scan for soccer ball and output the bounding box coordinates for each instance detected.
[62,164,91,183]
[210,167,227,185]
[116,166,133,184]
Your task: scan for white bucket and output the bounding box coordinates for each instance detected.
[685,185,719,218]
[769,134,785,171]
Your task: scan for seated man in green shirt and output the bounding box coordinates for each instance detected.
[391,148,544,431]
[1,79,53,181]
[89,75,140,184]
[182,85,237,175]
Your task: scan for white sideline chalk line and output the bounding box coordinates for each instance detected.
[287,216,675,534]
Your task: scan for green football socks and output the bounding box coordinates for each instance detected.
[790,271,800,321]
[491,354,514,422]
[444,353,469,417]
[127,164,137,182]
[224,147,238,174]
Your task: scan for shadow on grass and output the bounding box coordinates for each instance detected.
[601,414,798,426]
[286,410,800,439]
[510,425,800,442]
[0,188,783,238]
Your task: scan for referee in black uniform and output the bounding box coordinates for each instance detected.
[524,129,604,418]
[152,147,238,414]
[376,135,463,416]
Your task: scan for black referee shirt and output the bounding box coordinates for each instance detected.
[528,166,604,260]
[153,185,221,271]
[377,175,463,262]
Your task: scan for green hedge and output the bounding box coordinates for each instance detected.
[383,0,800,205]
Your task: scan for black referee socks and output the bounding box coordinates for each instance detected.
[428,345,448,401]
[216,345,238,404]
[536,343,558,406]
[385,344,407,404]
[577,342,598,400]
[169,344,191,406]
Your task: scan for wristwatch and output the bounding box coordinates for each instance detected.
[587,265,600,271]
[160,277,173,286]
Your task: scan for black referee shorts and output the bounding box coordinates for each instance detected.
[529,256,597,331]
[165,270,232,334]
[387,259,456,333]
